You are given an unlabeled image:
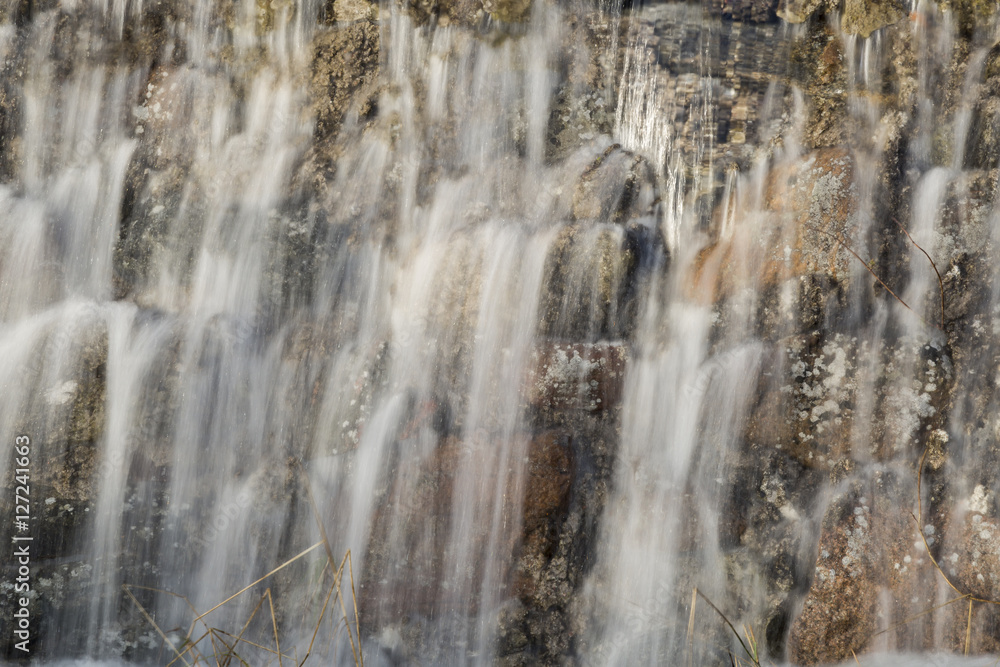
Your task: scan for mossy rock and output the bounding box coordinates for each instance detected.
[310,21,380,142]
[482,0,531,22]
[841,0,906,38]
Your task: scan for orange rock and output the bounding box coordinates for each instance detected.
[688,148,859,305]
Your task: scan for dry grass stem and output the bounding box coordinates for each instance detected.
[695,588,760,666]
[122,585,195,666]
[686,587,697,667]
[190,541,324,627]
[965,598,973,655]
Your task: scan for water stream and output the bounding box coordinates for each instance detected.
[3,0,1000,664]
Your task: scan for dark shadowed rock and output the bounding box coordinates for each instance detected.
[310,21,380,143]
[537,223,646,341]
[777,0,835,23]
[571,144,657,223]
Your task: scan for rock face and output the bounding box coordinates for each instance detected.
[841,0,906,38]
[310,21,380,144]
[8,0,1000,664]
[786,479,913,664]
[571,145,657,223]
[691,147,858,313]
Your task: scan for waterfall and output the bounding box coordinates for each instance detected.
[4,0,1000,664]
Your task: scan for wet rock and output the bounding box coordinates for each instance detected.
[966,49,1000,170]
[544,14,616,162]
[482,0,531,22]
[132,66,218,171]
[787,479,912,665]
[509,422,617,664]
[762,148,858,279]
[746,334,951,472]
[114,65,228,302]
[513,431,574,598]
[717,0,780,22]
[400,0,482,27]
[787,22,849,149]
[0,71,22,181]
[14,318,109,504]
[310,21,380,143]
[930,171,996,327]
[937,506,1000,653]
[0,315,110,657]
[940,0,1000,37]
[746,333,860,471]
[776,0,835,23]
[360,435,514,624]
[361,431,572,622]
[327,0,378,21]
[525,342,627,415]
[691,148,858,327]
[571,144,657,223]
[841,0,907,38]
[113,164,189,302]
[537,223,648,341]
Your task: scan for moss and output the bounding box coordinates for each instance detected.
[841,0,906,38]
[310,22,380,143]
[482,0,532,22]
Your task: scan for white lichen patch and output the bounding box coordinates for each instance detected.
[842,505,872,579]
[782,333,858,458]
[879,339,950,454]
[45,380,78,405]
[968,484,992,515]
[956,513,1000,598]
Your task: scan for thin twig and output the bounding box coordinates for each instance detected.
[814,227,913,312]
[914,442,967,598]
[332,552,363,667]
[125,584,214,648]
[299,461,362,666]
[298,461,338,568]
[299,576,339,666]
[893,216,945,329]
[163,630,211,667]
[211,628,297,660]
[347,551,364,667]
[212,629,255,667]
[221,593,269,667]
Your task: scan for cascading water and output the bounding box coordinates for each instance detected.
[4,0,1000,664]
